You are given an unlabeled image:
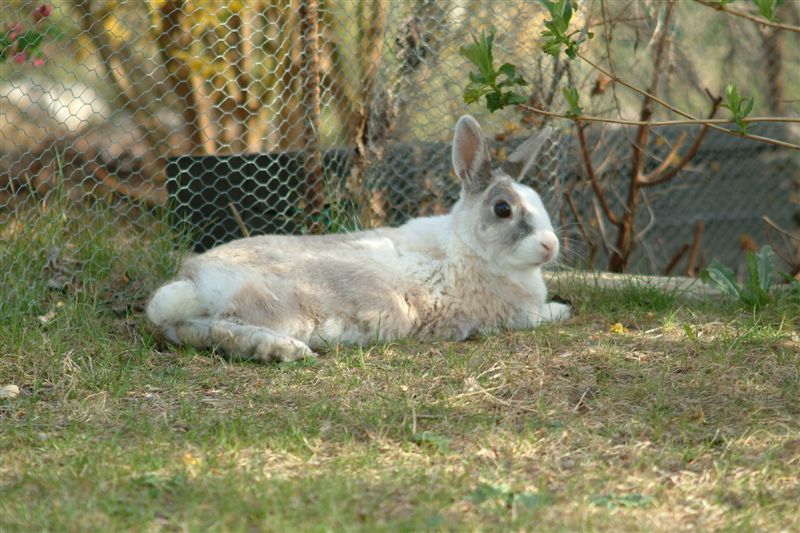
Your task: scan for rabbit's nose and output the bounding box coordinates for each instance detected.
[540,233,558,260]
[541,234,557,252]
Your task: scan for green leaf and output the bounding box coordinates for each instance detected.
[468,71,486,84]
[742,246,774,307]
[701,260,742,299]
[485,92,503,112]
[498,62,516,80]
[725,83,741,110]
[541,37,563,56]
[504,92,528,105]
[459,28,496,82]
[562,0,573,24]
[541,0,573,26]
[742,96,754,117]
[16,30,43,53]
[496,62,528,88]
[463,84,487,104]
[754,245,775,294]
[742,256,767,308]
[752,0,776,21]
[722,83,754,134]
[562,86,583,116]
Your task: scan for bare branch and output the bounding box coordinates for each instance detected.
[565,187,598,264]
[576,124,619,225]
[694,0,800,33]
[640,95,723,187]
[763,216,800,242]
[634,0,675,181]
[228,202,250,238]
[640,131,687,183]
[685,221,705,277]
[608,0,675,273]
[663,244,689,276]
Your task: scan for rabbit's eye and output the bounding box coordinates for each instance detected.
[494,201,512,219]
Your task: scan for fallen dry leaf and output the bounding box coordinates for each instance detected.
[0,384,21,399]
[609,322,629,334]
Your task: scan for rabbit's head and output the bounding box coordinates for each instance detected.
[450,115,558,271]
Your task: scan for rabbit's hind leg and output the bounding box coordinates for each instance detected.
[207,318,317,363]
[542,301,571,323]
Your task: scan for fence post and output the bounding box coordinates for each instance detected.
[299,0,325,232]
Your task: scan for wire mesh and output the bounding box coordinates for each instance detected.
[1,0,799,311]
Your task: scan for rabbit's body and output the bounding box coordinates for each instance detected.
[148,116,569,362]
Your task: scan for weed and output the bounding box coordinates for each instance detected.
[702,245,797,308]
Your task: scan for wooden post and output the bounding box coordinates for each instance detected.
[299,0,324,232]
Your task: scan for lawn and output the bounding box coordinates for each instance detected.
[1,200,799,532]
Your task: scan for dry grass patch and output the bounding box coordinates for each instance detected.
[2,274,799,531]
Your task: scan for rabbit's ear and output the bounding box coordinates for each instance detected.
[500,126,553,182]
[452,115,492,195]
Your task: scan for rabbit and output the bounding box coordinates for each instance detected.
[146,115,570,362]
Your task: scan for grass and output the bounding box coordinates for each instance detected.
[1,194,799,532]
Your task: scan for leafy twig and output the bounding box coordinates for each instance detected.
[575,123,618,225]
[540,0,593,59]
[576,53,800,151]
[720,84,754,134]
[517,105,798,127]
[459,27,528,112]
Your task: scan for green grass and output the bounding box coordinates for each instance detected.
[1,197,799,532]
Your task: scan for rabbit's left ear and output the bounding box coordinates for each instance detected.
[500,126,553,181]
[452,115,492,195]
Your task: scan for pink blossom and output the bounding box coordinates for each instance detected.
[13,51,27,64]
[6,22,23,41]
[33,4,52,23]
[32,55,46,67]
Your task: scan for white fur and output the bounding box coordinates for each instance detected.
[147,116,570,362]
[146,280,202,328]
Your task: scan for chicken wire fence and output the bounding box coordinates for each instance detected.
[2,0,799,309]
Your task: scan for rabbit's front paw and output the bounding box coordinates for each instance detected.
[254,335,317,363]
